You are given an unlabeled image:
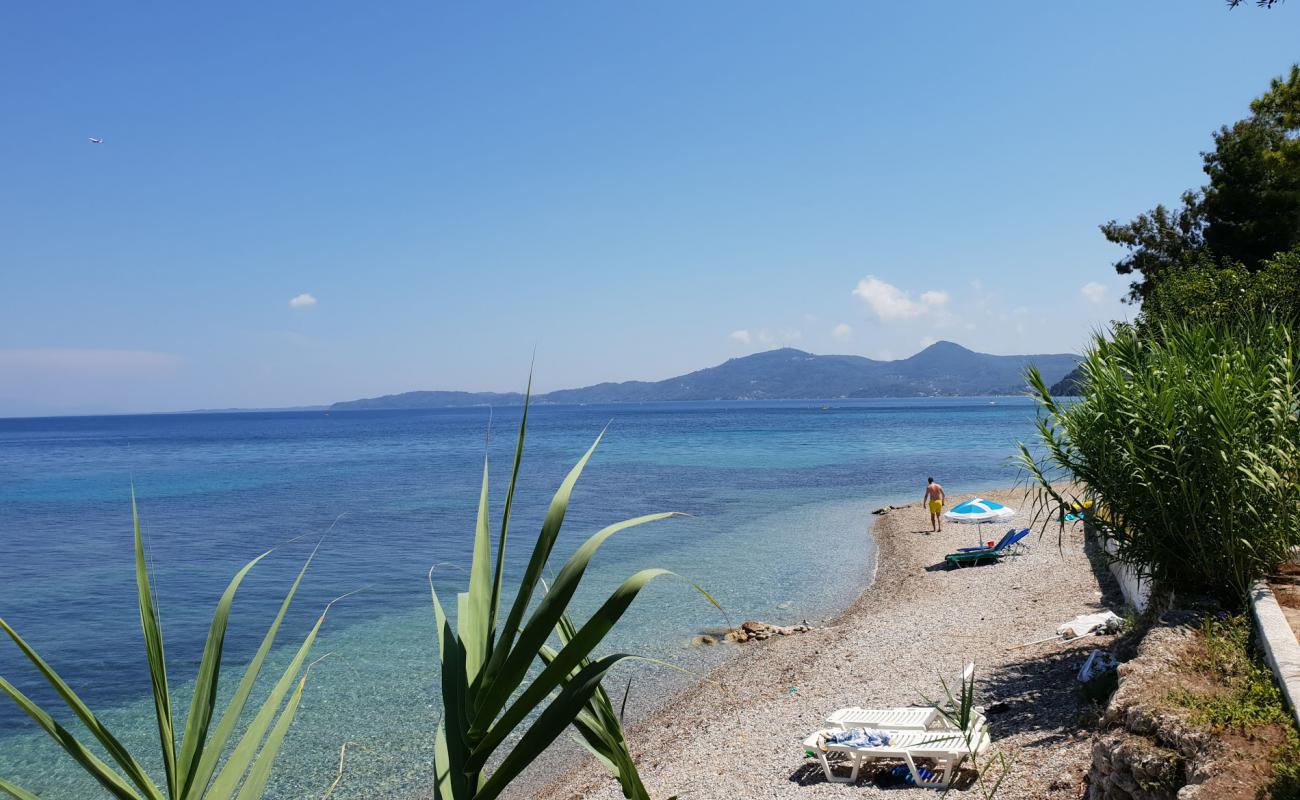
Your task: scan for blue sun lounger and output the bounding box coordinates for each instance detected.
[945,528,1030,568]
[956,528,1019,554]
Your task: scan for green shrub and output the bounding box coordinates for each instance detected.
[1164,615,1300,800]
[1019,316,1300,606]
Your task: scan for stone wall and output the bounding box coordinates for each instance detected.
[1087,613,1216,800]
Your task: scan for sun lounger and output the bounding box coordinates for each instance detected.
[823,664,976,732]
[955,528,1018,553]
[802,713,990,788]
[824,705,944,731]
[944,529,1029,568]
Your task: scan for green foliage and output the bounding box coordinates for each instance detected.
[1201,66,1300,270]
[1171,616,1289,730]
[538,610,648,799]
[429,391,705,800]
[1165,615,1300,799]
[1018,317,1300,606]
[1139,250,1300,330]
[1273,731,1300,800]
[1102,65,1300,303]
[0,492,329,799]
[1100,191,1206,303]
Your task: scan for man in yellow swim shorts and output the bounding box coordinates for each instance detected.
[923,476,946,532]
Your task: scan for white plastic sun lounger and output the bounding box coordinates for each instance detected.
[802,714,990,789]
[822,663,976,732]
[823,705,946,731]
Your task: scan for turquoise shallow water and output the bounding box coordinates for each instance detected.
[0,398,1041,798]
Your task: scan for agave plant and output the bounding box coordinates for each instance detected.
[925,668,1010,799]
[429,396,707,800]
[537,609,655,800]
[0,492,331,800]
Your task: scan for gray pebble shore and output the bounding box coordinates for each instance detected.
[534,488,1121,799]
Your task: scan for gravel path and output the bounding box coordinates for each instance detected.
[535,488,1121,799]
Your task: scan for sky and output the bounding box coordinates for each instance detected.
[2,2,1299,416]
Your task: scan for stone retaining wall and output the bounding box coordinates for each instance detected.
[1088,613,1216,800]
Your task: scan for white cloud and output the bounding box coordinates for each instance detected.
[919,335,937,348]
[289,293,317,309]
[852,276,948,321]
[919,290,949,308]
[1080,282,1107,304]
[832,323,853,341]
[729,329,752,344]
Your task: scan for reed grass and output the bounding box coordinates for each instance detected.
[1018,316,1300,606]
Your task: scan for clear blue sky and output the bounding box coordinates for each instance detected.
[2,2,1297,415]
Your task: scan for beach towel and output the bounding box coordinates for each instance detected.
[819,727,891,749]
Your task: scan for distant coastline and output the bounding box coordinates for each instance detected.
[333,341,1080,411]
[0,341,1080,419]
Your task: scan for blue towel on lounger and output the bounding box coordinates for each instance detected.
[824,728,891,747]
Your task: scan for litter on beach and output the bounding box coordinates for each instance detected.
[1077,649,1120,683]
[1056,611,1124,638]
[1007,611,1125,651]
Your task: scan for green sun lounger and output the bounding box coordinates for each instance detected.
[944,528,1030,569]
[944,549,1003,568]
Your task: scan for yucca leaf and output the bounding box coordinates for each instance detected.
[472,654,636,800]
[187,546,319,800]
[467,567,670,775]
[205,605,329,799]
[430,579,472,799]
[427,566,454,660]
[569,700,648,800]
[568,726,619,773]
[471,514,675,736]
[488,375,530,646]
[433,723,452,800]
[132,487,178,797]
[468,567,673,769]
[0,675,142,800]
[231,669,309,800]
[0,617,162,799]
[176,547,279,797]
[461,457,493,686]
[0,777,42,800]
[476,432,605,699]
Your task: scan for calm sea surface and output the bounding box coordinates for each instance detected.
[0,399,1040,798]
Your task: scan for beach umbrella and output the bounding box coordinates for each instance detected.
[945,497,1016,544]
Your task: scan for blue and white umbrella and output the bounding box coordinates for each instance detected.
[945,497,1016,544]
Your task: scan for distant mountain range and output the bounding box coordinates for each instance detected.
[331,341,1081,410]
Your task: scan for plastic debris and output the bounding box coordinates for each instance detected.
[1056,611,1124,638]
[1077,649,1120,682]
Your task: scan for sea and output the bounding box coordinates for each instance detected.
[0,398,1042,798]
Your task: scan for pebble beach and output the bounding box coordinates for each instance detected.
[537,488,1122,799]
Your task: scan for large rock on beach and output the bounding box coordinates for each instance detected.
[725,620,813,643]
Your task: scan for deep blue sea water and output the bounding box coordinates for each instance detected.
[0,398,1041,798]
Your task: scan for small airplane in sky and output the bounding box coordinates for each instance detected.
[88,137,103,144]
